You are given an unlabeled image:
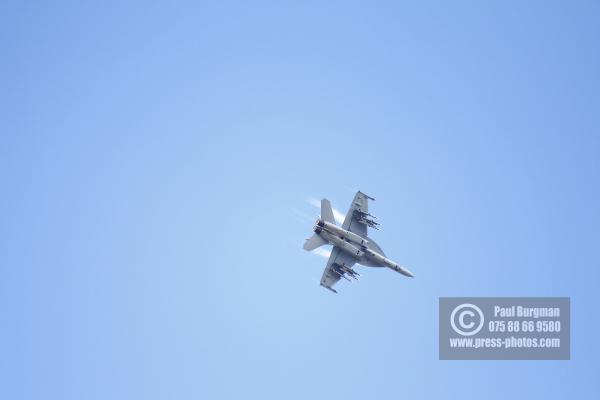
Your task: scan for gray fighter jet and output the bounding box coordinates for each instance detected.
[303,191,413,293]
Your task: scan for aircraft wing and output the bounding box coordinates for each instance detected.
[341,191,378,237]
[320,247,357,293]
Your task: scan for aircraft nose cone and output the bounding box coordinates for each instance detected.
[398,265,414,278]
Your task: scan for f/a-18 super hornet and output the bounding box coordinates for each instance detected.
[303,191,414,293]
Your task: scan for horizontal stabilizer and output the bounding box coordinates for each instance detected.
[303,234,327,251]
[321,199,335,224]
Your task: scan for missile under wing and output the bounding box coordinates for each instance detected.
[320,247,358,291]
[342,191,379,236]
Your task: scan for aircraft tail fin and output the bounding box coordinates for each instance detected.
[303,234,327,251]
[321,199,335,224]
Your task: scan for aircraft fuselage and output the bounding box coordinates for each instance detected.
[313,219,413,277]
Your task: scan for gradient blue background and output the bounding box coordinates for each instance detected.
[3,1,600,399]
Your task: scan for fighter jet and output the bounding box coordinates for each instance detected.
[303,191,413,293]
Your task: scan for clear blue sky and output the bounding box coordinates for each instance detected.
[2,1,600,399]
